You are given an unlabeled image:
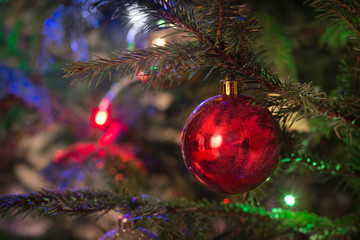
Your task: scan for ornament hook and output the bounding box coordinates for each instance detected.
[221,75,241,96]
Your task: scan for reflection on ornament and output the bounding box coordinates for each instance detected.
[181,80,280,193]
[210,135,222,148]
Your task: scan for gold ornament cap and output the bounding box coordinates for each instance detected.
[221,76,241,96]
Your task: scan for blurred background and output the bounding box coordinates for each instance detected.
[0,0,357,239]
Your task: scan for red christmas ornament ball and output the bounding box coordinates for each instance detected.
[181,93,280,194]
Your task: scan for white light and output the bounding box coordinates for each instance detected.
[95,111,108,126]
[154,38,165,46]
[284,195,295,206]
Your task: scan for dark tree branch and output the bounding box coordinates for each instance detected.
[327,6,360,35]
[332,0,360,16]
[216,0,224,48]
[354,54,360,96]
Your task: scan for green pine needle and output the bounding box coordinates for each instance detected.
[0,188,358,239]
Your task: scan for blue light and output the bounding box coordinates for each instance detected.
[71,39,78,52]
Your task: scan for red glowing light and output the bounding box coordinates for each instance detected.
[98,121,127,146]
[98,149,106,158]
[54,150,64,162]
[75,143,96,157]
[223,198,229,204]
[91,107,111,128]
[137,71,149,82]
[52,142,146,175]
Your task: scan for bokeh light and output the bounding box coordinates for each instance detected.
[95,110,108,126]
[154,38,165,46]
[284,195,295,206]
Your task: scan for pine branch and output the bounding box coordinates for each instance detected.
[319,25,353,48]
[64,0,360,129]
[257,12,298,79]
[0,189,130,217]
[63,41,208,85]
[1,189,358,238]
[338,54,360,97]
[251,62,360,128]
[354,54,360,95]
[215,0,224,47]
[306,0,360,40]
[64,0,260,80]
[100,0,210,43]
[281,155,360,177]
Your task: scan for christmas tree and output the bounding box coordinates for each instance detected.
[1,0,360,239]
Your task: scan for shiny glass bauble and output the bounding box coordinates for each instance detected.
[181,94,280,193]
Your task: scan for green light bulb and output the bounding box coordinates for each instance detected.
[284,195,295,206]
